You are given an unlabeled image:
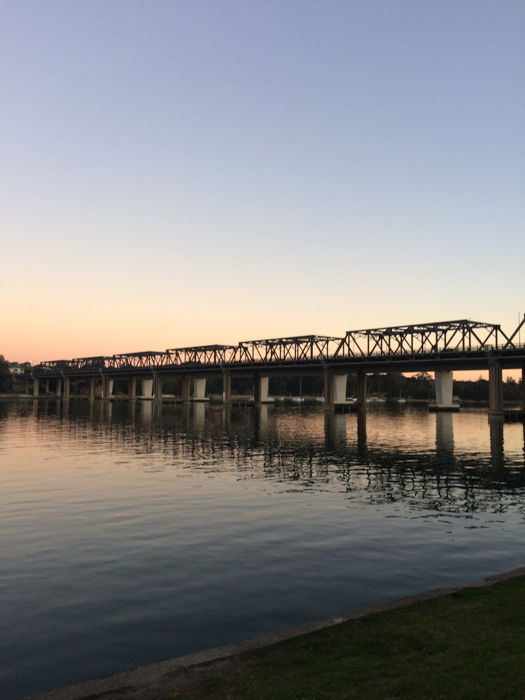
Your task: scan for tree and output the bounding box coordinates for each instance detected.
[0,356,13,393]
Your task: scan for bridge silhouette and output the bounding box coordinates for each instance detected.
[32,317,525,415]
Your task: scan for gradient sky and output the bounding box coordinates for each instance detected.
[2,0,524,364]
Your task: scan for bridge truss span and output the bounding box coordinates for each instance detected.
[31,315,525,377]
[335,320,510,359]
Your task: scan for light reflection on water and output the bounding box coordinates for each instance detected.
[0,399,524,698]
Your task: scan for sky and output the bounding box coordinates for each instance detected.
[2,0,524,365]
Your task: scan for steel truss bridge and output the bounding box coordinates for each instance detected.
[33,318,525,377]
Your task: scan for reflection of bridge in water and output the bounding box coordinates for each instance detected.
[24,400,525,508]
[31,317,525,418]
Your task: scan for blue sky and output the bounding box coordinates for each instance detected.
[2,0,524,361]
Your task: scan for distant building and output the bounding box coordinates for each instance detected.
[9,362,30,375]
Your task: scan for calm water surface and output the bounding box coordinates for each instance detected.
[1,399,524,698]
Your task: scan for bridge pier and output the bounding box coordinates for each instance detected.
[55,378,63,398]
[181,376,191,402]
[356,370,367,411]
[33,378,39,397]
[192,377,207,401]
[222,371,232,405]
[489,362,504,416]
[102,377,114,400]
[431,370,459,412]
[129,376,137,400]
[253,375,272,404]
[142,377,154,400]
[154,374,163,400]
[89,377,96,401]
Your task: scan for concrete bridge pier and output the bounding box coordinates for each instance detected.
[55,378,63,398]
[181,376,191,402]
[324,370,350,408]
[192,377,207,401]
[253,375,272,404]
[142,377,154,400]
[129,376,137,400]
[432,370,458,411]
[356,371,367,411]
[63,377,70,399]
[33,378,39,397]
[323,369,333,406]
[333,374,348,405]
[88,377,96,401]
[153,374,163,401]
[102,377,114,400]
[222,371,232,405]
[488,362,504,416]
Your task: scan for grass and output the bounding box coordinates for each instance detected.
[166,577,525,699]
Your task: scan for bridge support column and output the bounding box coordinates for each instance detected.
[142,378,153,399]
[222,371,232,405]
[89,377,96,401]
[323,369,334,407]
[33,378,39,397]
[154,374,163,401]
[63,377,70,399]
[432,371,458,411]
[333,374,348,405]
[356,371,367,411]
[489,362,504,416]
[55,378,62,398]
[254,375,272,404]
[129,376,137,400]
[192,377,207,401]
[103,377,113,400]
[44,379,50,395]
[522,367,525,410]
[181,376,191,402]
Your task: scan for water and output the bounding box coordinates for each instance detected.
[1,399,524,698]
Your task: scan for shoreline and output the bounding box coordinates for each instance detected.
[24,565,525,700]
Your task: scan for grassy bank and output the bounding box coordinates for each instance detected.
[167,576,525,699]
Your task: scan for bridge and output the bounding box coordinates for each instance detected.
[31,317,525,416]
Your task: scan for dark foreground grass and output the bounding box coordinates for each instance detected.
[170,577,525,699]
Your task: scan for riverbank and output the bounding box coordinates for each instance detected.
[27,567,525,700]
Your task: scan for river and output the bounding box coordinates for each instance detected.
[1,399,524,698]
